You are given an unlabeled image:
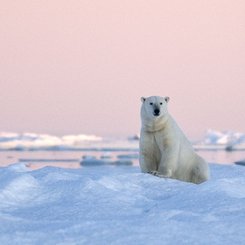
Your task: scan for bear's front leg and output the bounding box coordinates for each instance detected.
[139,152,158,173]
[157,152,178,178]
[146,170,169,179]
[157,166,172,178]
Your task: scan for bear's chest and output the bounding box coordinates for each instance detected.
[153,131,172,151]
[141,131,170,160]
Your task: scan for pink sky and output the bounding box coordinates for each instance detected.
[1,0,245,139]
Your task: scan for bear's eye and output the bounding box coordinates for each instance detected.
[149,102,153,105]
[160,102,163,105]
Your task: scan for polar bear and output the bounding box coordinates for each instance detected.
[139,96,210,184]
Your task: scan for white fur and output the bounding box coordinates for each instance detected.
[139,96,210,184]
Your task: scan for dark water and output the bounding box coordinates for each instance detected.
[197,150,245,165]
[0,150,244,170]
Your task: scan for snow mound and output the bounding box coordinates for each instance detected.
[0,164,245,244]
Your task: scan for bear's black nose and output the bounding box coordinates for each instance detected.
[154,108,160,116]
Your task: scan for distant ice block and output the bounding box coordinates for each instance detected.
[234,160,245,166]
[128,134,140,140]
[117,153,139,159]
[0,132,102,150]
[80,155,133,166]
[194,129,245,151]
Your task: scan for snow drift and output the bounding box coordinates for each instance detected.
[0,163,245,244]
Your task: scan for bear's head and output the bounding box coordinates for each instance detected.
[141,96,170,119]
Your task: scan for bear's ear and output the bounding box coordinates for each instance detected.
[164,96,170,103]
[141,97,146,103]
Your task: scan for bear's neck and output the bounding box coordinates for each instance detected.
[142,116,169,133]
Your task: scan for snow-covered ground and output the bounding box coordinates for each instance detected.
[1,163,245,245]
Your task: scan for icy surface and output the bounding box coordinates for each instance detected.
[0,163,245,244]
[1,130,245,151]
[197,129,245,150]
[203,129,245,145]
[0,132,102,150]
